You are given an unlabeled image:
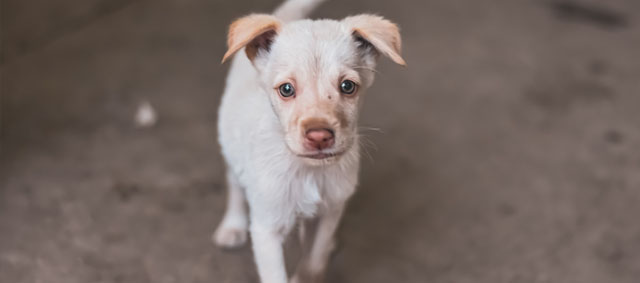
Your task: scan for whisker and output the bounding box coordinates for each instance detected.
[357,134,377,163]
[359,126,385,134]
[353,66,379,74]
[360,141,374,163]
[361,136,379,152]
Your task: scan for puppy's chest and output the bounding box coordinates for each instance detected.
[289,173,326,218]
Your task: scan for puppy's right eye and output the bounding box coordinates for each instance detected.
[278,83,295,98]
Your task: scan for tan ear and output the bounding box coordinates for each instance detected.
[343,14,406,66]
[222,14,282,63]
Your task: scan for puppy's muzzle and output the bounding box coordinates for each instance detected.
[304,127,335,150]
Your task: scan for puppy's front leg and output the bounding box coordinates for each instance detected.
[213,171,248,249]
[291,204,345,283]
[250,212,291,283]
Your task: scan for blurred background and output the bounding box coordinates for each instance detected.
[1,0,639,282]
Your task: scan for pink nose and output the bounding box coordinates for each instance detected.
[305,128,335,150]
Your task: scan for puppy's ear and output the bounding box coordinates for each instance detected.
[343,14,406,66]
[222,14,282,63]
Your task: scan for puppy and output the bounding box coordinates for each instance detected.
[214,0,405,282]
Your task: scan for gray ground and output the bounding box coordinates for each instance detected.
[2,0,640,282]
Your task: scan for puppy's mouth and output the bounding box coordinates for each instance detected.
[297,151,344,160]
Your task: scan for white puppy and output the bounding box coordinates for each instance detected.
[214,0,405,282]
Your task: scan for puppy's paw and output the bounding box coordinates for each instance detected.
[213,226,248,249]
[290,270,324,283]
[289,274,305,283]
[289,275,302,283]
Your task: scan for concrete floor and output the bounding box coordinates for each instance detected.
[1,0,640,282]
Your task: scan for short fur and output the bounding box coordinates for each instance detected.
[214,0,405,282]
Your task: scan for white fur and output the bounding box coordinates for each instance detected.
[214,0,404,282]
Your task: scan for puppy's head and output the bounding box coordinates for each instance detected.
[223,14,405,165]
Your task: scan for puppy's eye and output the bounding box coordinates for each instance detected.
[278,83,295,98]
[340,80,357,95]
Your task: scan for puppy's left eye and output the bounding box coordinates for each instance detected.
[340,80,357,95]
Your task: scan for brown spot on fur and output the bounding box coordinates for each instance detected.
[334,109,349,129]
[300,118,331,132]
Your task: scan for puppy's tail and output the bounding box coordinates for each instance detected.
[273,0,327,22]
